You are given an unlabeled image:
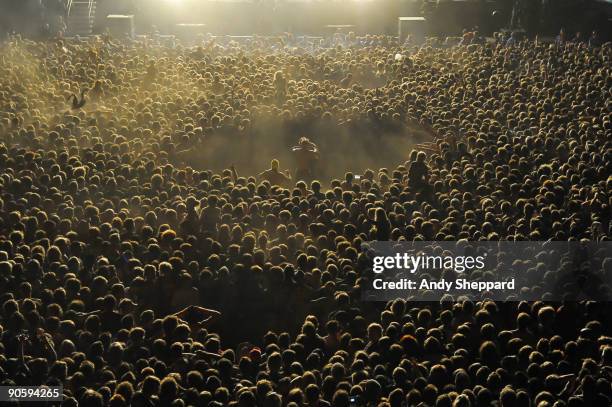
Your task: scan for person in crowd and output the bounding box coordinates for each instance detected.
[555,28,566,45]
[258,159,292,187]
[407,151,431,198]
[588,30,600,47]
[292,137,319,181]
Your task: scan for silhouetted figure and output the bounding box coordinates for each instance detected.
[259,159,292,187]
[340,72,352,88]
[90,80,103,102]
[273,70,287,105]
[407,151,430,195]
[67,88,87,110]
[292,137,319,181]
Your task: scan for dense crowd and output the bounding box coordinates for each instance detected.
[0,32,610,406]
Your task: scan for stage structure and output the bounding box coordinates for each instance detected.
[87,0,612,40]
[398,16,426,43]
[106,14,135,39]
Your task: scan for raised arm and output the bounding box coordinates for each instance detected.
[173,305,222,326]
[230,164,238,184]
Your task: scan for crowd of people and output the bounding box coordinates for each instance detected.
[0,30,610,407]
[0,0,69,40]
